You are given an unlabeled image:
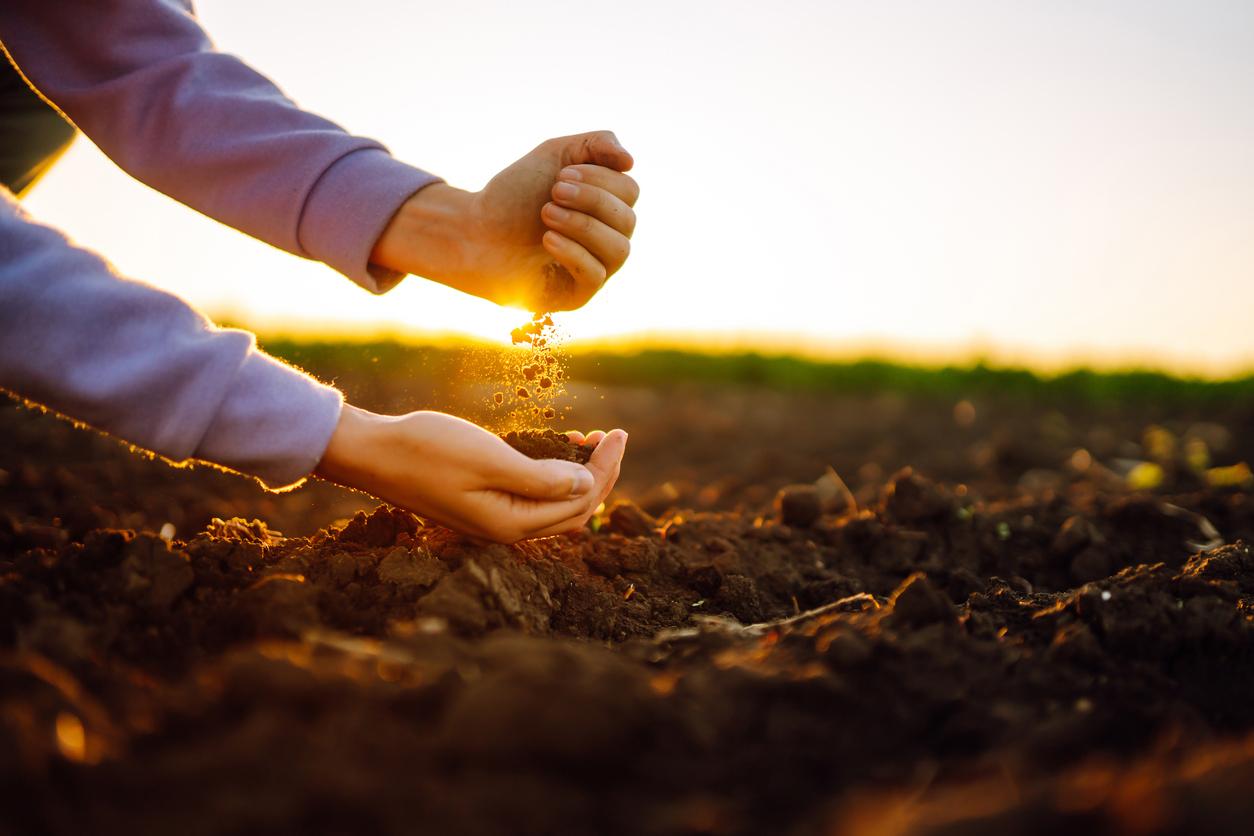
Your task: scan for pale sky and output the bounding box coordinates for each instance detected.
[24,0,1254,374]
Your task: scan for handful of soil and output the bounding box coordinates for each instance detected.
[501,429,593,464]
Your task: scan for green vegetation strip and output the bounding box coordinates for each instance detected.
[259,338,1254,406]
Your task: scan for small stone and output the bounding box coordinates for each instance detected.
[775,484,823,528]
[604,501,658,537]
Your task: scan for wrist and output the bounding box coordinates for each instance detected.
[314,403,388,487]
[369,183,478,287]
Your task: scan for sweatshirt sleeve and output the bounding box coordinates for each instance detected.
[0,189,343,489]
[0,0,441,292]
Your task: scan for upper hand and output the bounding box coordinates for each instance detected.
[314,405,627,543]
[370,130,639,312]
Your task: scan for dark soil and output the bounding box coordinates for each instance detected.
[501,429,593,464]
[2,369,1254,836]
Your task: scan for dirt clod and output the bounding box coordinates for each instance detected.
[501,429,592,463]
[775,484,824,527]
[884,467,955,524]
[604,500,659,537]
[886,572,957,628]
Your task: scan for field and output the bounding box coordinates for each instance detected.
[3,339,1254,836]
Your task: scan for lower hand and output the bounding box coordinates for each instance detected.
[370,130,639,312]
[313,405,627,543]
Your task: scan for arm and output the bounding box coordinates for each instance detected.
[0,0,439,292]
[0,191,628,535]
[0,0,641,310]
[0,189,342,487]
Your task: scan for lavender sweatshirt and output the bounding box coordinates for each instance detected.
[0,0,441,488]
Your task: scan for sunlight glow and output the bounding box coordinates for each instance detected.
[21,0,1254,375]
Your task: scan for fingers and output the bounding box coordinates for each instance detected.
[541,231,605,292]
[530,437,626,538]
[565,430,606,447]
[541,204,630,275]
[558,130,634,172]
[549,178,636,238]
[505,430,629,538]
[491,449,595,502]
[558,165,640,208]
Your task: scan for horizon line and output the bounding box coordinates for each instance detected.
[228,316,1254,381]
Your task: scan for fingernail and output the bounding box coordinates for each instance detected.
[571,468,594,496]
[560,167,583,181]
[545,203,571,221]
[553,182,579,201]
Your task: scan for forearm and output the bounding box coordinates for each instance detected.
[0,0,439,290]
[369,183,481,295]
[0,191,342,488]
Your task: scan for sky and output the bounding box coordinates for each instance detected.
[24,0,1254,374]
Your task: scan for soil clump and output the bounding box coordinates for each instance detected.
[500,429,593,463]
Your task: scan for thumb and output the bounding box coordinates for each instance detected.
[560,130,634,172]
[498,456,596,501]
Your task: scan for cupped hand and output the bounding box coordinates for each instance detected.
[370,130,639,312]
[314,405,626,543]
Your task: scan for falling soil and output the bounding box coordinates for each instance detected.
[3,379,1254,835]
[501,429,594,464]
[496,313,568,429]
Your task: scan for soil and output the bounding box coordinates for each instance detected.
[497,314,567,428]
[501,429,593,464]
[2,369,1254,836]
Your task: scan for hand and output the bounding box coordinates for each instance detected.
[370,130,639,312]
[313,405,627,543]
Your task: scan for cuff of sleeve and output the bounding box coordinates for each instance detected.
[298,148,443,294]
[194,348,344,490]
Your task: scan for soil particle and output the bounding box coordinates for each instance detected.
[886,572,957,628]
[376,546,445,589]
[884,467,955,524]
[537,262,576,313]
[501,429,592,464]
[120,533,194,610]
[775,484,824,527]
[604,500,659,538]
